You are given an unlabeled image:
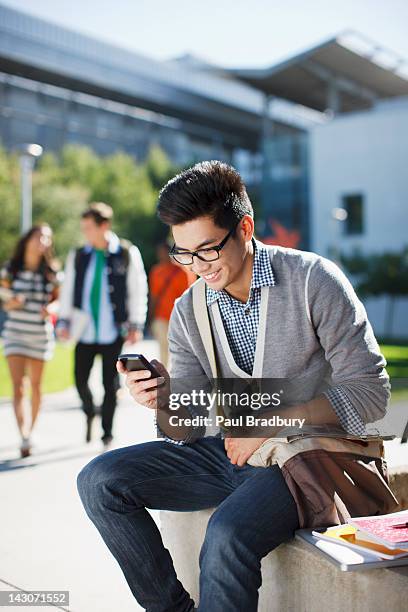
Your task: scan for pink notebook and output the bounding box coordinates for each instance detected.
[347,510,408,549]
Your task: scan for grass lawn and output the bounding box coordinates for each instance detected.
[380,345,408,378]
[380,344,408,365]
[0,344,75,398]
[380,344,408,403]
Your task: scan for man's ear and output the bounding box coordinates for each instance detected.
[240,215,254,242]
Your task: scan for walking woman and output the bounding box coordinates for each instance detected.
[0,224,59,457]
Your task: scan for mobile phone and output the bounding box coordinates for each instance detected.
[118,353,162,379]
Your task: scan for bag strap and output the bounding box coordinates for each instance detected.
[192,279,218,379]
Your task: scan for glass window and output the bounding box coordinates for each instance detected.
[342,194,364,235]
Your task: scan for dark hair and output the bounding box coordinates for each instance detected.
[8,224,57,281]
[157,160,253,229]
[81,202,113,225]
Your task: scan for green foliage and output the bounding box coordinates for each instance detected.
[145,145,177,189]
[0,145,20,264]
[341,250,408,298]
[0,143,179,271]
[33,182,90,258]
[59,145,102,190]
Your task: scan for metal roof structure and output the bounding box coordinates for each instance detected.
[0,2,319,153]
[228,31,408,113]
[1,4,407,140]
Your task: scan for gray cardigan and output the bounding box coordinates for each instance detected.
[167,245,390,442]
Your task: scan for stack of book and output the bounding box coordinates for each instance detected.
[312,510,408,560]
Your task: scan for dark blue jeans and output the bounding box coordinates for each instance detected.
[77,437,299,612]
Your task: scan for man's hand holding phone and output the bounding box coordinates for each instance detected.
[116,354,170,411]
[117,353,196,442]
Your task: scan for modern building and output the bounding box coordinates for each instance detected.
[0,4,318,235]
[229,32,408,252]
[311,95,408,257]
[0,3,318,249]
[228,31,408,337]
[309,95,408,338]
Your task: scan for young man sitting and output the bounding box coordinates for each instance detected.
[77,161,390,612]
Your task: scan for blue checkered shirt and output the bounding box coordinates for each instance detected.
[205,239,274,374]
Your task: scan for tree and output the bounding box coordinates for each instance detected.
[32,182,89,259]
[145,145,177,190]
[0,142,178,271]
[0,145,20,265]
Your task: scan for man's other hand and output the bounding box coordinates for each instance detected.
[224,437,268,467]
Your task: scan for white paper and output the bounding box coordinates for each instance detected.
[315,539,380,565]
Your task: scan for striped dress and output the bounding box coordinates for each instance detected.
[1,266,57,361]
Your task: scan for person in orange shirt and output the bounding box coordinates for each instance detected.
[148,242,195,368]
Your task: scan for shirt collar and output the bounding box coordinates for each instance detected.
[206,238,276,306]
[83,231,120,255]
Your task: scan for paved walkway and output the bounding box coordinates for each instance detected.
[0,338,407,611]
[0,340,160,612]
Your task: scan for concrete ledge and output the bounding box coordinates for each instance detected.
[161,502,408,612]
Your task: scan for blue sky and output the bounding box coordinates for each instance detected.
[2,0,408,68]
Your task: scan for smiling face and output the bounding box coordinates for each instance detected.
[26,225,53,257]
[171,215,255,297]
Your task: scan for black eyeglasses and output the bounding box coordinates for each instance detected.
[170,223,239,266]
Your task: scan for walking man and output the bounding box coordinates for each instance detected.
[77,163,390,610]
[58,202,147,448]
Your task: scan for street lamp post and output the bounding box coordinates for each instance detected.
[18,143,43,234]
